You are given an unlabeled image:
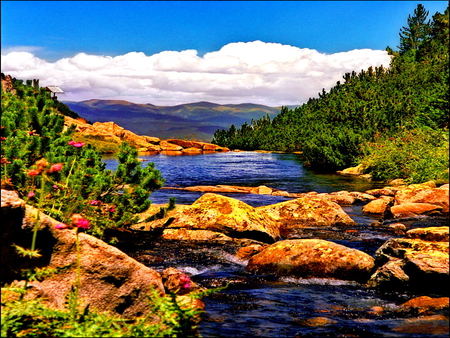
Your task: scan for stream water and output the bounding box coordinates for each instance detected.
[103,151,448,338]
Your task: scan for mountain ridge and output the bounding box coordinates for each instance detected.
[63,99,286,142]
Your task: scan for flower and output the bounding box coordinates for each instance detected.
[28,191,35,198]
[55,223,70,230]
[69,140,85,148]
[27,169,40,177]
[71,214,90,230]
[179,274,191,289]
[48,163,63,173]
[90,200,100,206]
[36,158,49,172]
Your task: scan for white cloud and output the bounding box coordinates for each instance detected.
[1,41,391,106]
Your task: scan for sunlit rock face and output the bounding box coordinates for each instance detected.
[246,238,375,283]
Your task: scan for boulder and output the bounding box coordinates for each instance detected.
[246,239,375,283]
[257,196,357,234]
[365,188,396,197]
[390,202,443,218]
[166,139,204,149]
[161,229,234,242]
[1,190,165,318]
[326,191,356,205]
[164,193,280,243]
[399,296,449,315]
[394,183,449,215]
[362,196,394,214]
[366,227,449,293]
[160,140,183,151]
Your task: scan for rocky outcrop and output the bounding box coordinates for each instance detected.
[257,196,357,235]
[365,226,449,293]
[1,190,165,318]
[362,182,449,219]
[64,116,229,154]
[246,239,375,283]
[161,193,281,243]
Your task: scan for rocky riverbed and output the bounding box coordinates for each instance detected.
[1,180,449,336]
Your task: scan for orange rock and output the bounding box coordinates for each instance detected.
[390,202,443,218]
[362,196,393,214]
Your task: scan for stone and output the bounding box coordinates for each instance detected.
[160,140,183,151]
[164,193,280,243]
[235,244,265,260]
[1,190,165,318]
[399,296,449,315]
[161,229,233,242]
[406,227,449,242]
[366,227,449,292]
[326,191,356,205]
[362,196,394,214]
[257,196,357,234]
[394,183,449,215]
[365,188,396,197]
[390,202,443,218]
[246,239,375,283]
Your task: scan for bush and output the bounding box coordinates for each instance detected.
[360,127,449,183]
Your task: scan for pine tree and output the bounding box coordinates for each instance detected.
[398,4,431,55]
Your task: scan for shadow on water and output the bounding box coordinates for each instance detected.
[104,152,449,338]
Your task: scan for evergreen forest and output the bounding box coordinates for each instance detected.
[212,4,449,183]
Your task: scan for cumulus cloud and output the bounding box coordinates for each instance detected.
[1,41,391,106]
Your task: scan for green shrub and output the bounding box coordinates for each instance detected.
[360,127,449,183]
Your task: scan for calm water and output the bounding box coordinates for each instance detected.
[103,151,448,338]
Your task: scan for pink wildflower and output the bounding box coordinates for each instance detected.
[179,274,191,289]
[68,140,76,145]
[55,223,70,230]
[28,191,35,198]
[90,200,100,205]
[69,141,85,148]
[1,137,6,141]
[48,163,63,173]
[107,206,116,213]
[72,214,90,230]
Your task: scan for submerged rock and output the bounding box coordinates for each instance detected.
[246,239,375,283]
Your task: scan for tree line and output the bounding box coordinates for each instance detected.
[212,4,449,183]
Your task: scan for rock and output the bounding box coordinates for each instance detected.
[246,239,375,283]
[336,164,366,176]
[394,183,449,215]
[160,140,183,151]
[399,296,449,315]
[362,196,394,214]
[235,244,265,260]
[390,202,443,218]
[365,188,396,197]
[164,193,280,243]
[349,191,377,202]
[366,226,449,292]
[182,147,204,154]
[161,267,204,295]
[406,227,449,242]
[166,139,204,149]
[161,229,234,242]
[326,191,356,205]
[1,190,165,318]
[257,196,357,235]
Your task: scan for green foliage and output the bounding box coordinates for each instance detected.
[213,4,449,180]
[361,127,449,183]
[1,286,211,337]
[1,75,164,239]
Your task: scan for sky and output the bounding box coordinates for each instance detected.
[1,1,448,107]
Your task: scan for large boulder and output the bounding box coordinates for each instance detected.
[246,239,375,283]
[366,226,449,293]
[256,196,357,235]
[163,193,280,243]
[393,182,449,215]
[1,190,165,318]
[362,196,394,215]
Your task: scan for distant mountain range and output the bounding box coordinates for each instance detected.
[63,99,286,142]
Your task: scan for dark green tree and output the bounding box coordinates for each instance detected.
[398,4,431,55]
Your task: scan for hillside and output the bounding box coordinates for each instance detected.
[64,99,281,142]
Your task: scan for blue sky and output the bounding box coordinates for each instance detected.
[1,1,448,106]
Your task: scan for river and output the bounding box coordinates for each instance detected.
[103,151,448,338]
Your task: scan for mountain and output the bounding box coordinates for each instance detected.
[63,99,282,142]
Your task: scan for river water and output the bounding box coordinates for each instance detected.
[103,151,448,338]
